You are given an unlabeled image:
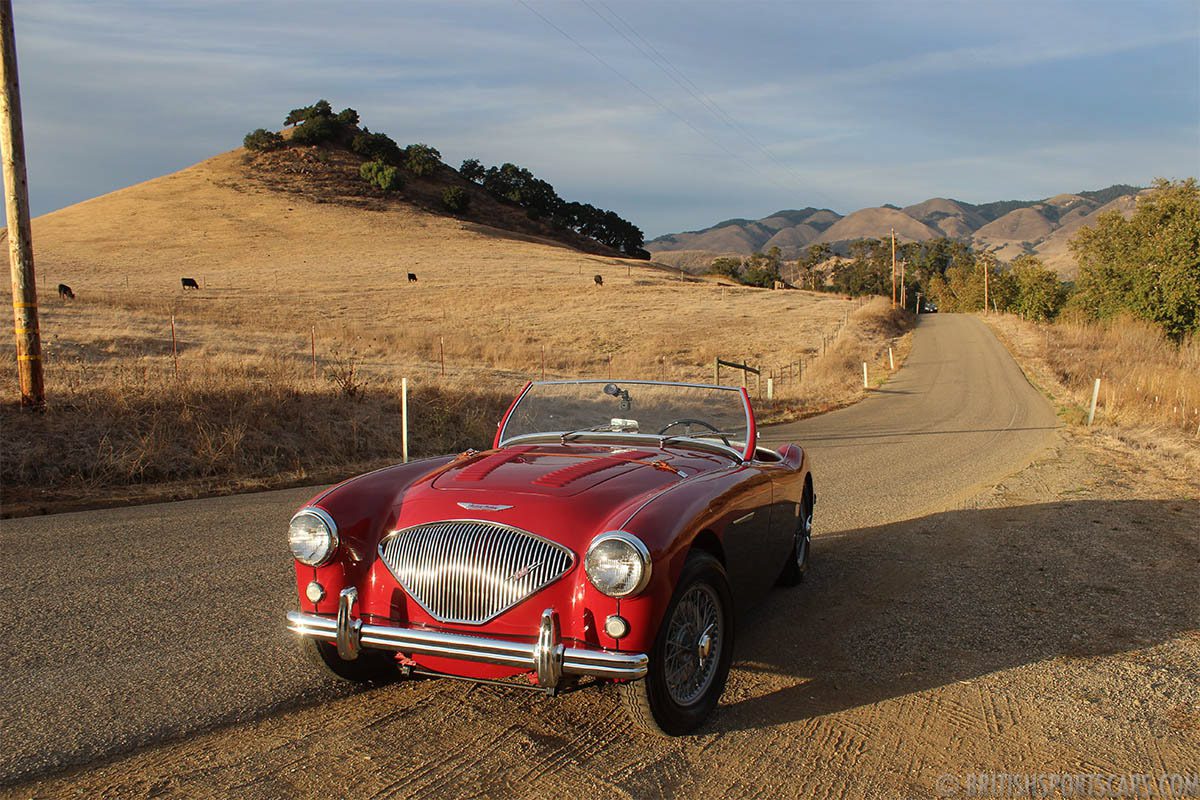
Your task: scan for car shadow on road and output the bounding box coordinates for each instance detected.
[715,498,1200,733]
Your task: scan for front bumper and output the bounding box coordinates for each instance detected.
[286,587,648,689]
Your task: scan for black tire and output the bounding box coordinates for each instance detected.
[620,551,734,736]
[778,483,814,586]
[302,638,400,684]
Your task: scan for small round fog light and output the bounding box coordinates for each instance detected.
[305,581,326,603]
[604,614,630,640]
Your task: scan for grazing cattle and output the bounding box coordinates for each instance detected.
[57,283,75,300]
[181,277,200,290]
[407,273,418,283]
[593,274,603,287]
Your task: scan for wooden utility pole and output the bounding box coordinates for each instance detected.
[983,260,990,314]
[900,261,907,309]
[0,0,43,408]
[890,228,897,308]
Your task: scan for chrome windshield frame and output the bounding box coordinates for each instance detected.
[495,380,756,461]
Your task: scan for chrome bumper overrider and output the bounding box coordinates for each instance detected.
[286,587,648,689]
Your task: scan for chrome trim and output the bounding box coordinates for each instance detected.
[532,379,741,391]
[289,507,339,567]
[502,432,746,462]
[584,531,653,598]
[496,379,754,460]
[286,608,648,687]
[378,520,574,625]
[534,609,564,688]
[336,587,361,660]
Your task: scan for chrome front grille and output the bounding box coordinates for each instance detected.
[378,520,574,625]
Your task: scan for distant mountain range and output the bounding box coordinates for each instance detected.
[647,185,1144,277]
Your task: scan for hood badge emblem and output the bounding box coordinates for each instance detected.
[509,562,541,581]
[457,502,514,512]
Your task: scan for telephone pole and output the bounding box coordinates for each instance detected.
[0,0,44,408]
[890,228,897,308]
[983,260,990,315]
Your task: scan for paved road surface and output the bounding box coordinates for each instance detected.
[0,313,1058,786]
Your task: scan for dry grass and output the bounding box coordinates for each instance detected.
[756,297,915,422]
[984,313,1200,465]
[0,148,906,514]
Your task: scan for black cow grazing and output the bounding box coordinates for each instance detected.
[593,274,603,287]
[181,277,200,290]
[57,283,75,300]
[407,273,418,283]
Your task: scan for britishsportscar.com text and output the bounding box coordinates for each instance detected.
[934,772,1200,798]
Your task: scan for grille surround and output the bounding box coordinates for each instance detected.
[378,519,575,625]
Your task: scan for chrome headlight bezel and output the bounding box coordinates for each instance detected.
[288,507,339,567]
[584,531,652,598]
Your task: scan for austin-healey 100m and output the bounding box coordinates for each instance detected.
[286,379,814,734]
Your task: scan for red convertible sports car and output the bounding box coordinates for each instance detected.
[286,379,814,734]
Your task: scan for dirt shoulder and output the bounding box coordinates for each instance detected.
[6,417,1195,799]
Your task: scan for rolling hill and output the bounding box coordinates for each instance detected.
[648,185,1145,277]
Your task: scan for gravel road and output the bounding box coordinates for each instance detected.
[3,313,1196,798]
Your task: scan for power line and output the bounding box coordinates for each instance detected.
[512,0,802,197]
[584,0,838,209]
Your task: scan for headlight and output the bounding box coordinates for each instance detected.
[585,531,652,598]
[288,508,338,566]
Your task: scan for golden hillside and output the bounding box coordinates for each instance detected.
[14,148,858,390]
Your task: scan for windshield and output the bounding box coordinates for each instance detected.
[497,380,755,459]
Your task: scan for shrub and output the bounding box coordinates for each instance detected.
[290,115,340,146]
[284,99,334,127]
[442,186,471,213]
[360,160,403,191]
[351,129,403,165]
[335,107,359,126]
[710,257,742,279]
[243,128,283,152]
[405,143,442,176]
[459,158,485,183]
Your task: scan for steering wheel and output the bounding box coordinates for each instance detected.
[657,418,731,448]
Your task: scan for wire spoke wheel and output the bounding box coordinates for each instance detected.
[662,583,722,706]
[796,506,812,570]
[620,551,733,735]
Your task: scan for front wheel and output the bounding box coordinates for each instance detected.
[620,551,734,735]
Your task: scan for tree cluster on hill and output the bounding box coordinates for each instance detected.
[708,248,783,288]
[243,101,646,258]
[459,159,647,258]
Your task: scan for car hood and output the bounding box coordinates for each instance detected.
[390,443,732,552]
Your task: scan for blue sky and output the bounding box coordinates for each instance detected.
[9,0,1200,237]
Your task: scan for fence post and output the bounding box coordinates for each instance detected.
[310,325,317,379]
[401,377,409,463]
[170,315,178,377]
[1087,378,1101,426]
[439,336,445,377]
[541,344,545,381]
[714,357,719,386]
[889,346,895,371]
[767,377,774,401]
[862,362,868,388]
